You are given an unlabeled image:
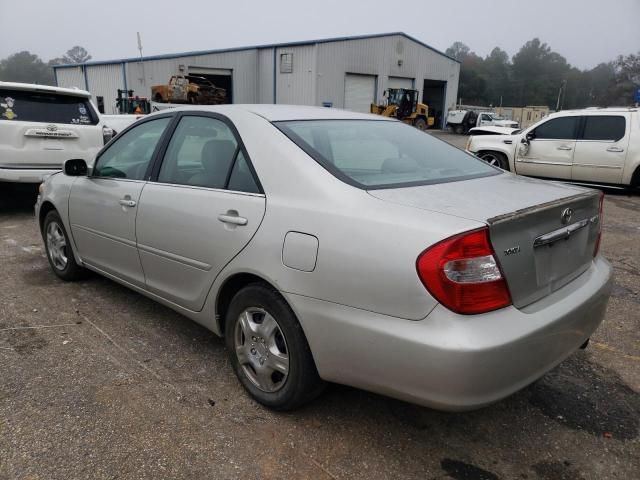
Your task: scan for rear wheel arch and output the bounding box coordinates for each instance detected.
[216,273,280,336]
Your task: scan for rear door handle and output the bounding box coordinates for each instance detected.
[556,146,572,151]
[119,199,137,207]
[218,213,248,226]
[606,146,624,153]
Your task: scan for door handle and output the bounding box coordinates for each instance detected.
[556,146,573,151]
[218,213,248,226]
[606,146,624,153]
[119,199,137,207]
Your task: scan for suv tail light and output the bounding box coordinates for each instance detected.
[593,191,604,257]
[416,228,512,315]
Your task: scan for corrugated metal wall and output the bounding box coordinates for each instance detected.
[315,34,459,123]
[55,66,86,90]
[124,49,259,103]
[55,35,459,120]
[257,48,274,103]
[86,64,124,114]
[275,45,316,105]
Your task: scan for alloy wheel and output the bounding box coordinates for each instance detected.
[46,221,68,270]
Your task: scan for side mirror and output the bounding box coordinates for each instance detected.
[525,131,535,142]
[63,159,88,176]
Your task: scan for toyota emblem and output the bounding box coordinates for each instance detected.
[46,124,58,132]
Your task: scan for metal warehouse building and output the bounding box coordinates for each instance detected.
[53,32,460,127]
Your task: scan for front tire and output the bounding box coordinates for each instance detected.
[225,283,324,410]
[43,211,86,281]
[479,151,509,170]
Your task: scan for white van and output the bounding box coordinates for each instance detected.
[0,82,112,183]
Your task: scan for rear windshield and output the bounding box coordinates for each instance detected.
[0,88,98,125]
[276,120,499,189]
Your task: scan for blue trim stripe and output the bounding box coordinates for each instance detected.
[121,62,127,91]
[83,66,89,90]
[52,32,460,71]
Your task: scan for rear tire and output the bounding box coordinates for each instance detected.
[479,151,509,170]
[43,211,86,281]
[413,117,427,131]
[225,283,325,411]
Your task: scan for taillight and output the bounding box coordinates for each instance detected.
[593,191,604,257]
[416,228,512,315]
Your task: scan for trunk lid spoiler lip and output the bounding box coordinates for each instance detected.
[486,191,600,226]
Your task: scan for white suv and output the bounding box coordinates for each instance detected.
[467,108,639,188]
[0,82,112,183]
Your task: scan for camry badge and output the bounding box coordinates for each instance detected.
[561,208,573,225]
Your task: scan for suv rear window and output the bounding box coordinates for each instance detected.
[0,88,98,125]
[276,120,498,189]
[582,116,625,141]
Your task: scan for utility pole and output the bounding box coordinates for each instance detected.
[556,80,566,111]
[137,32,146,87]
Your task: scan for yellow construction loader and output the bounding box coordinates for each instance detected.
[370,88,435,130]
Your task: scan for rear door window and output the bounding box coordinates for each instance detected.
[581,116,626,141]
[0,88,98,125]
[533,117,579,140]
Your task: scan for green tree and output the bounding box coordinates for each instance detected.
[445,41,470,61]
[0,51,55,85]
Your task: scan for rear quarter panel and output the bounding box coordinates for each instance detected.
[207,111,485,321]
[621,113,640,185]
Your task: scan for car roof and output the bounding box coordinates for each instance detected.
[149,104,393,122]
[549,107,639,118]
[0,81,92,98]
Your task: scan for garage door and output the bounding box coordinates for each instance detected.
[388,77,413,90]
[188,67,233,103]
[344,74,376,113]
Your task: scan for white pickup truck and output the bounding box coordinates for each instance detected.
[0,82,139,183]
[446,110,519,134]
[466,107,640,188]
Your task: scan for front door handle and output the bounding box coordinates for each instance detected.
[606,146,624,153]
[119,199,137,207]
[557,146,573,151]
[218,213,248,226]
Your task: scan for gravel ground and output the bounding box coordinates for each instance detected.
[1,146,639,479]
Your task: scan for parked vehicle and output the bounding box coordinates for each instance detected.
[115,89,151,115]
[466,107,639,188]
[447,109,519,134]
[36,105,611,411]
[151,75,227,105]
[468,126,521,136]
[0,82,112,183]
[370,88,435,130]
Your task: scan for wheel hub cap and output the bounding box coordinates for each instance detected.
[46,222,68,270]
[234,308,289,393]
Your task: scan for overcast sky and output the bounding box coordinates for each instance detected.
[1,0,638,69]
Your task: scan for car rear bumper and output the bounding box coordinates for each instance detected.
[0,167,59,183]
[287,256,612,411]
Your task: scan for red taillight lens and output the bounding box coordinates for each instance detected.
[593,192,604,257]
[416,228,512,315]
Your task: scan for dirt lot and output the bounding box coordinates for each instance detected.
[1,151,639,479]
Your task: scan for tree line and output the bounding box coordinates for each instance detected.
[446,39,639,109]
[0,46,92,85]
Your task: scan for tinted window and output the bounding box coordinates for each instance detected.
[228,151,260,193]
[277,120,498,189]
[582,116,625,141]
[93,117,170,179]
[158,116,238,189]
[0,88,98,125]
[533,117,578,140]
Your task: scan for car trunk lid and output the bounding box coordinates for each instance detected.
[368,174,601,309]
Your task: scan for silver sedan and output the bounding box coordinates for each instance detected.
[35,105,612,411]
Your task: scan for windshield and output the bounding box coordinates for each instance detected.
[276,120,499,189]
